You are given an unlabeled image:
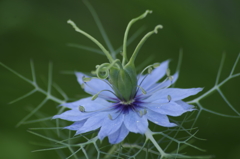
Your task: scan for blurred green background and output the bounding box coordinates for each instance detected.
[0,0,240,158]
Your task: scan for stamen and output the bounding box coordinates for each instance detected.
[135,108,148,118]
[78,102,120,114]
[152,63,160,68]
[82,76,91,82]
[108,111,124,120]
[138,65,154,78]
[140,68,174,96]
[91,89,119,101]
[136,63,157,96]
[91,93,99,100]
[167,95,172,102]
[168,76,173,81]
[166,68,173,82]
[143,109,147,115]
[166,68,171,77]
[139,110,144,117]
[79,106,85,112]
[137,74,176,98]
[120,99,135,105]
[148,67,153,74]
[137,85,147,94]
[108,114,113,120]
[81,83,85,89]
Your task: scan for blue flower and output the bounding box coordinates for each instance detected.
[54,10,202,144]
[53,60,202,144]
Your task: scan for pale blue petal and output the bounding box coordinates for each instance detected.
[145,72,179,93]
[65,120,87,130]
[145,109,177,127]
[60,97,109,110]
[137,71,178,97]
[145,88,203,103]
[76,112,108,134]
[175,100,194,110]
[53,110,94,121]
[145,102,191,116]
[98,113,124,140]
[138,60,169,90]
[75,72,116,100]
[53,97,112,121]
[108,124,129,144]
[124,111,148,134]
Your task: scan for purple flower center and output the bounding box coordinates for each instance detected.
[113,97,143,114]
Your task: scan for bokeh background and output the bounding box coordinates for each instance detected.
[1,0,240,158]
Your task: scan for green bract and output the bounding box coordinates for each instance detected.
[68,10,162,103]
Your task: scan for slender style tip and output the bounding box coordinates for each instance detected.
[146,10,153,14]
[154,25,163,34]
[67,19,73,24]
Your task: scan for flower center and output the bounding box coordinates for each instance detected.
[112,97,144,115]
[120,99,135,105]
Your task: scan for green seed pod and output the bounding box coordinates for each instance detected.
[109,63,137,101]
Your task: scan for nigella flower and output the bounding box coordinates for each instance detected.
[53,10,202,144]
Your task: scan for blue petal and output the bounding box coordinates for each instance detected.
[145,72,179,93]
[138,60,169,90]
[60,97,111,111]
[53,97,112,121]
[137,72,178,97]
[145,109,177,127]
[75,72,116,100]
[98,113,124,140]
[124,111,148,134]
[176,100,194,110]
[145,102,192,116]
[76,112,108,134]
[145,88,203,103]
[108,124,129,144]
[65,119,87,130]
[53,110,94,121]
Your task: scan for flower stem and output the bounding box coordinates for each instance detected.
[103,144,119,159]
[145,128,166,157]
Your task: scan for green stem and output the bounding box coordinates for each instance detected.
[145,128,166,157]
[122,10,152,65]
[67,20,114,63]
[103,144,119,159]
[128,25,163,65]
